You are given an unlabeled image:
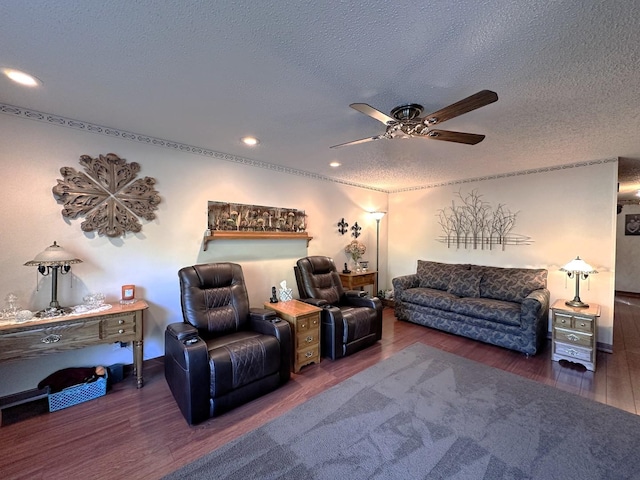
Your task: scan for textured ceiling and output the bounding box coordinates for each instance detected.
[2,1,640,194]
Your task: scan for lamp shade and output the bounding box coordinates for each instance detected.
[559,256,597,274]
[370,211,386,221]
[24,241,82,267]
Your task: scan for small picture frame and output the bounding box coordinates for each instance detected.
[625,214,640,236]
[120,285,136,304]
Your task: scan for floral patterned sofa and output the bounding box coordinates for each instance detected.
[392,261,550,355]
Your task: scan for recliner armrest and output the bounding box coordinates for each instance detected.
[299,298,329,308]
[342,295,382,310]
[166,322,199,343]
[249,307,277,322]
[345,290,367,298]
[248,315,292,382]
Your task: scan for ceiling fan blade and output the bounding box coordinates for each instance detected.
[424,129,486,145]
[330,135,383,149]
[422,90,498,126]
[350,103,395,125]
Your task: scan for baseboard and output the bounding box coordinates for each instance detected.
[616,290,640,298]
[0,387,49,409]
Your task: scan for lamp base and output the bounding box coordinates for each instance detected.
[565,299,589,308]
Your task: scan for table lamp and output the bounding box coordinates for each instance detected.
[560,256,597,308]
[24,241,82,315]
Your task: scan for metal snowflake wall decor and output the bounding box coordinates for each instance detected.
[52,153,161,237]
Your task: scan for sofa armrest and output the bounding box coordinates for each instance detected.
[392,274,419,295]
[520,288,550,349]
[522,288,550,317]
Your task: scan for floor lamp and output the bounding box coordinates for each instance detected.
[371,211,386,296]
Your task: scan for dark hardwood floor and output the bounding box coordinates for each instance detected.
[1,294,639,480]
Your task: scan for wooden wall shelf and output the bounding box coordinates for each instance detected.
[203,231,312,250]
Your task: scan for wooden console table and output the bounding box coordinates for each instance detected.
[0,301,148,388]
[338,271,377,295]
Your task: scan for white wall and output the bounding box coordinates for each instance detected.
[387,160,618,350]
[615,204,640,293]
[0,115,387,396]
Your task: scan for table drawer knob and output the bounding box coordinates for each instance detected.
[41,334,61,344]
[118,329,125,334]
[567,348,579,357]
[119,319,125,325]
[305,351,313,358]
[567,333,579,342]
[306,336,313,343]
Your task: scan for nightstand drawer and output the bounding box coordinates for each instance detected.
[572,316,593,333]
[554,342,593,363]
[555,327,592,348]
[553,312,594,333]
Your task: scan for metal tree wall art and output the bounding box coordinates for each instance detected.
[436,189,531,250]
[52,153,161,237]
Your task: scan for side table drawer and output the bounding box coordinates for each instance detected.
[100,314,137,340]
[297,314,319,332]
[297,329,319,348]
[296,344,319,365]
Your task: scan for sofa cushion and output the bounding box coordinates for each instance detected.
[449,297,522,326]
[480,267,547,303]
[447,267,482,298]
[397,287,457,310]
[417,260,469,291]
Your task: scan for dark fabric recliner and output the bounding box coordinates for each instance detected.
[294,256,382,360]
[165,262,291,425]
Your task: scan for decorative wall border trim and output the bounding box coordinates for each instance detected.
[0,103,617,195]
[0,102,385,193]
[389,157,618,194]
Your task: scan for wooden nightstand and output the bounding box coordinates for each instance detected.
[264,300,321,373]
[551,299,600,371]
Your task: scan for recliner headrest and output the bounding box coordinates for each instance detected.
[308,256,335,274]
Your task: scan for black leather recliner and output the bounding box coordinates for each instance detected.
[294,256,383,360]
[165,262,291,425]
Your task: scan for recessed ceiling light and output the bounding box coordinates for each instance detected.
[329,161,341,167]
[2,68,42,87]
[241,136,259,146]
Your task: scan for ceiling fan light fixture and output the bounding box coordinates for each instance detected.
[329,161,341,167]
[240,136,259,146]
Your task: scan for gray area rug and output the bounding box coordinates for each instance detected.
[164,343,640,479]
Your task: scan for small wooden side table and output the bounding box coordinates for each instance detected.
[338,270,377,296]
[264,300,322,373]
[551,299,600,371]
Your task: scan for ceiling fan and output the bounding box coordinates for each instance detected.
[330,89,498,149]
